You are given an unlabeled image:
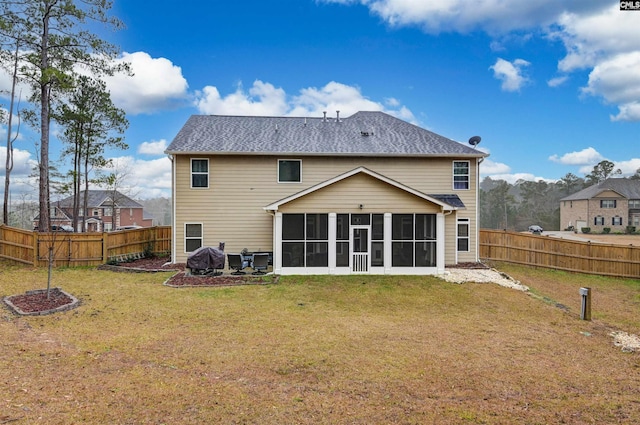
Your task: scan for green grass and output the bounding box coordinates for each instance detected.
[1,262,639,424]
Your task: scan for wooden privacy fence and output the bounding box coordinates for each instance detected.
[480,230,640,279]
[0,225,171,267]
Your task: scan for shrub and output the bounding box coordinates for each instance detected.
[603,227,611,234]
[581,227,591,234]
[626,226,636,234]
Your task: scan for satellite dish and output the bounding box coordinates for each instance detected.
[468,136,481,148]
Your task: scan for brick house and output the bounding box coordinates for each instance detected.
[560,178,640,233]
[34,190,154,232]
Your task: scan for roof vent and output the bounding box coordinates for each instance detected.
[323,111,327,122]
[361,131,374,137]
[336,110,340,123]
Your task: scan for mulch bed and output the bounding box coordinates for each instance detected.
[100,256,275,287]
[3,288,79,316]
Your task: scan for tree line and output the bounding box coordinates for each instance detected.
[480,161,640,231]
[0,0,129,232]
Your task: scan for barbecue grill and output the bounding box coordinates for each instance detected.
[186,242,225,276]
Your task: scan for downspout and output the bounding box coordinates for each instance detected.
[476,157,484,262]
[169,154,176,264]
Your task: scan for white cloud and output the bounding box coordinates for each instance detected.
[321,2,640,122]
[0,146,36,176]
[138,139,168,156]
[105,52,189,115]
[549,147,604,165]
[615,158,640,176]
[490,58,531,92]
[579,52,640,122]
[547,76,569,87]
[194,80,416,122]
[195,80,288,116]
[485,172,551,185]
[479,158,511,175]
[96,156,172,199]
[320,0,604,34]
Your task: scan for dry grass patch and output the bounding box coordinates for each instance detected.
[1,263,639,424]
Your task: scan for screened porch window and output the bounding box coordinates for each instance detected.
[392,214,436,267]
[282,213,328,267]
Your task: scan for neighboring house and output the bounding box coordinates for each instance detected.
[165,111,488,275]
[560,178,640,232]
[34,190,154,232]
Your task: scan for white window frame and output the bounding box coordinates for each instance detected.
[457,218,470,252]
[453,161,470,190]
[594,216,604,226]
[629,200,640,209]
[184,222,203,253]
[600,199,616,209]
[191,158,209,189]
[612,216,623,226]
[278,159,302,183]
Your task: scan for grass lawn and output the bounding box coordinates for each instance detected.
[1,262,639,424]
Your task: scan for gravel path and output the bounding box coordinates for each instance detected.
[440,268,529,291]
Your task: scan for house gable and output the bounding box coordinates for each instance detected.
[264,167,462,213]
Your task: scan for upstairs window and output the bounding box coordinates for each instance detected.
[191,159,209,188]
[600,199,616,209]
[278,159,301,183]
[453,161,470,190]
[629,200,640,209]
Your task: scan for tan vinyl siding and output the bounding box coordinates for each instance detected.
[279,173,441,214]
[173,154,480,263]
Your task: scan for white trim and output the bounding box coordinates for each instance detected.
[274,212,283,274]
[437,213,445,273]
[264,166,458,212]
[328,213,337,274]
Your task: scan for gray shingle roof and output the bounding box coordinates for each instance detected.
[561,178,640,201]
[56,190,143,208]
[166,111,487,157]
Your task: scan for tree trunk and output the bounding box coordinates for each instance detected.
[3,43,20,225]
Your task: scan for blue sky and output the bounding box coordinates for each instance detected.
[1,0,640,200]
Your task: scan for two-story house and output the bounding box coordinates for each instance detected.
[165,111,488,275]
[35,190,154,232]
[560,178,640,233]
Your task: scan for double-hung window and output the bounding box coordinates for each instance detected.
[191,159,209,188]
[453,161,470,190]
[594,216,604,226]
[278,159,301,183]
[612,216,623,226]
[629,200,640,209]
[457,219,470,252]
[185,223,203,252]
[600,200,616,209]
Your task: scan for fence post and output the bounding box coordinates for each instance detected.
[33,230,39,267]
[102,231,108,264]
[580,287,592,321]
